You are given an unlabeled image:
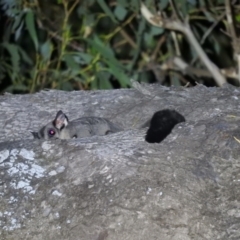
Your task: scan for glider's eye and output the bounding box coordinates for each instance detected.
[48,129,56,137]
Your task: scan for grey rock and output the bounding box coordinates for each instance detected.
[0,84,240,239]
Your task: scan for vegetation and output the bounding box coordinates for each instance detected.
[0,0,239,93]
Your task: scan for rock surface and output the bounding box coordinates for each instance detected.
[1,84,240,239]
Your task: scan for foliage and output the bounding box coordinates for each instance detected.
[0,0,239,93]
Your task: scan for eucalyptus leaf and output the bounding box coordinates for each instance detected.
[85,14,96,26]
[213,41,221,55]
[114,5,127,21]
[129,0,140,11]
[1,42,20,78]
[1,0,21,17]
[116,0,128,7]
[75,53,93,65]
[129,18,146,71]
[18,46,33,65]
[12,11,25,42]
[159,0,169,10]
[97,0,118,23]
[91,76,98,89]
[87,35,124,69]
[14,21,24,42]
[25,10,39,50]
[187,0,197,5]
[40,40,52,61]
[88,35,114,57]
[150,26,164,36]
[6,84,28,92]
[96,71,112,89]
[58,81,73,91]
[203,10,215,22]
[63,54,81,73]
[176,0,187,16]
[236,14,240,23]
[106,59,129,87]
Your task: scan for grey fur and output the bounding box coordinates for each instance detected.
[32,110,122,140]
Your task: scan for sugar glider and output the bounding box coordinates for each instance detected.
[31,110,122,140]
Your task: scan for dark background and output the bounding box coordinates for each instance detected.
[0,0,239,94]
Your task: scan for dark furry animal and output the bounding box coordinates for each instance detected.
[145,109,185,143]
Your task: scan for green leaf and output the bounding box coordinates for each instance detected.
[91,76,98,89]
[75,53,93,64]
[87,35,124,69]
[159,0,169,10]
[18,46,33,65]
[150,26,164,36]
[58,81,73,91]
[105,59,129,87]
[129,18,146,70]
[1,42,20,80]
[12,12,25,41]
[203,10,215,22]
[87,36,129,87]
[14,21,24,41]
[175,0,187,16]
[6,84,28,92]
[95,71,112,89]
[235,14,240,23]
[97,0,118,23]
[192,23,207,41]
[129,0,140,11]
[12,11,25,31]
[88,35,114,56]
[25,10,39,50]
[187,0,197,6]
[114,5,127,21]
[40,40,52,61]
[85,14,96,26]
[213,41,221,55]
[116,0,128,7]
[63,54,81,73]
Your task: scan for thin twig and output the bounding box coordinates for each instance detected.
[140,2,226,86]
[225,0,240,83]
[160,56,239,80]
[200,12,226,45]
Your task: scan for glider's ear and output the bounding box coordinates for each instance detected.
[53,110,69,130]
